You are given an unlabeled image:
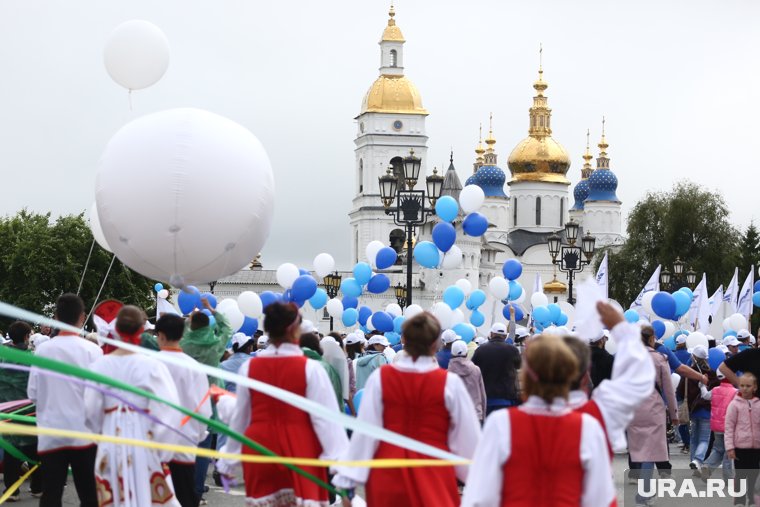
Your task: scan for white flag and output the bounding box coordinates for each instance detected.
[630,265,661,313]
[708,285,724,318]
[724,268,739,313]
[158,298,180,317]
[689,274,711,332]
[737,267,755,320]
[595,252,609,300]
[533,272,543,294]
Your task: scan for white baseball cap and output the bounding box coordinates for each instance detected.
[589,330,609,343]
[231,332,252,350]
[451,340,468,357]
[300,319,318,334]
[490,323,507,335]
[737,329,751,340]
[675,335,687,345]
[344,332,362,345]
[516,327,530,339]
[257,335,269,346]
[368,335,389,347]
[441,329,459,344]
[30,333,50,349]
[474,336,487,345]
[689,345,708,360]
[724,336,741,347]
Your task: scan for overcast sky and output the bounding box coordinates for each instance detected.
[0,0,757,270]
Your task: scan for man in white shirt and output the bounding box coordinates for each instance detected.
[28,293,103,507]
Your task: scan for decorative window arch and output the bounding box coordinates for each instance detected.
[559,196,564,226]
[535,196,542,226]
[390,49,398,67]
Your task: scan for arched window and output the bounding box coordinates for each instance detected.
[559,197,564,226]
[536,196,542,225]
[390,49,398,67]
[358,159,363,193]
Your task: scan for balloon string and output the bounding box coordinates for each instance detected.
[128,89,133,112]
[84,254,116,326]
[77,239,96,296]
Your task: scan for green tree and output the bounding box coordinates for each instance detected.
[605,181,740,305]
[738,222,760,275]
[0,210,156,321]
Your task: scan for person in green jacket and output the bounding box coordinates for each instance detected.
[300,333,343,407]
[0,321,42,500]
[180,298,233,387]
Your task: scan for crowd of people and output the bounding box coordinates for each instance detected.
[1,291,760,506]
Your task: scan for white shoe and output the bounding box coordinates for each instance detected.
[689,460,701,471]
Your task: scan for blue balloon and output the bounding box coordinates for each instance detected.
[508,281,523,302]
[201,292,217,309]
[462,212,488,237]
[663,336,676,351]
[672,291,691,318]
[393,316,405,334]
[353,263,373,285]
[556,313,569,326]
[432,222,457,253]
[342,308,359,327]
[238,316,258,336]
[299,268,310,276]
[624,309,640,323]
[652,292,677,320]
[358,306,372,326]
[452,323,476,343]
[281,289,293,302]
[678,287,694,300]
[376,247,398,270]
[443,286,465,309]
[413,241,440,268]
[435,195,459,222]
[385,332,401,346]
[503,304,524,322]
[260,291,277,309]
[178,286,201,315]
[755,281,760,293]
[371,312,394,333]
[533,306,550,324]
[723,330,738,338]
[651,319,666,339]
[353,389,365,414]
[341,278,363,298]
[708,348,726,370]
[367,274,391,294]
[291,275,318,302]
[467,290,486,309]
[502,259,523,281]
[154,283,163,292]
[342,296,359,310]
[360,325,369,334]
[470,309,485,327]
[309,288,328,310]
[753,291,760,308]
[673,330,689,340]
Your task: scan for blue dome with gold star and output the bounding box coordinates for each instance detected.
[468,164,507,197]
[572,179,590,210]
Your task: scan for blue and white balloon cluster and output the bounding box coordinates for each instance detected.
[752,280,760,308]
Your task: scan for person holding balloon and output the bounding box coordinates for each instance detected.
[332,312,480,507]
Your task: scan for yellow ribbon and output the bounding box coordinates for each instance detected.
[0,463,39,504]
[0,423,469,469]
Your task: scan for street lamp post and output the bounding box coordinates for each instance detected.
[322,271,342,331]
[659,257,697,292]
[547,220,597,305]
[379,149,444,307]
[394,283,408,308]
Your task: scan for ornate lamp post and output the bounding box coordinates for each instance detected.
[659,257,697,292]
[322,271,342,331]
[379,149,444,307]
[394,283,408,308]
[547,220,596,305]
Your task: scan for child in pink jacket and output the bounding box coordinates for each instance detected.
[725,372,760,506]
[703,370,737,479]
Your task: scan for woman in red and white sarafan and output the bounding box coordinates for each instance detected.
[332,312,480,507]
[217,302,348,507]
[461,334,615,507]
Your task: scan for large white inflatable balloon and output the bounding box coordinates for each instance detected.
[729,313,748,332]
[88,203,113,253]
[326,299,344,319]
[313,253,335,278]
[104,20,170,91]
[95,108,274,286]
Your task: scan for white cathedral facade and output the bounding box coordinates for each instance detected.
[213,7,624,333]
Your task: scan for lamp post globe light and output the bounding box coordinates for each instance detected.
[379,149,444,307]
[322,271,342,331]
[659,257,697,292]
[548,220,596,305]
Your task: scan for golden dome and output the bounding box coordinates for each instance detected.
[360,75,428,115]
[382,5,405,42]
[507,66,571,185]
[543,276,567,294]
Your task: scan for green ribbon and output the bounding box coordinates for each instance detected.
[0,346,340,496]
[0,413,36,424]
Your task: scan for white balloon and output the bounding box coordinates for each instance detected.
[216,298,237,312]
[104,20,170,91]
[641,292,656,315]
[313,253,335,278]
[605,337,617,354]
[459,185,485,214]
[404,304,423,318]
[431,302,453,329]
[489,277,509,300]
[216,300,244,332]
[96,108,274,286]
[729,313,748,332]
[442,246,463,270]
[722,318,731,331]
[455,279,472,296]
[237,291,263,318]
[513,290,526,304]
[157,289,169,299]
[276,263,300,289]
[366,317,375,332]
[608,299,624,314]
[530,292,549,308]
[326,298,344,318]
[88,203,113,253]
[686,332,708,350]
[559,301,575,327]
[663,321,676,340]
[386,303,403,318]
[365,240,384,266]
[451,308,465,325]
